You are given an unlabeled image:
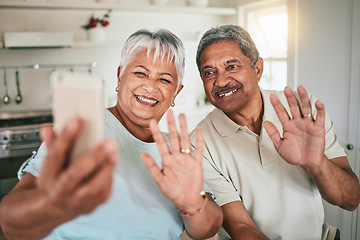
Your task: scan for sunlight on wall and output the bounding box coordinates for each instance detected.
[239,0,288,90]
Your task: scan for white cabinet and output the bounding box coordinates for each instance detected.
[0,0,234,112]
[0,0,237,47]
[0,1,236,15]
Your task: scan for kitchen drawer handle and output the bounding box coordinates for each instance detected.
[5,143,40,151]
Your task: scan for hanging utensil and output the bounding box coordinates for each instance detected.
[3,68,11,104]
[15,69,23,104]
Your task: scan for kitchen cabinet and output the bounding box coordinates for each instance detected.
[0,0,237,48]
[0,0,236,15]
[0,0,233,113]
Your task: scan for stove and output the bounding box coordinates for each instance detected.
[0,110,52,198]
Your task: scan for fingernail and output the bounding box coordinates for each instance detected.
[105,140,118,152]
[65,118,78,132]
[105,140,119,164]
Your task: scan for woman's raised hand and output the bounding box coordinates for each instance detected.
[141,110,205,212]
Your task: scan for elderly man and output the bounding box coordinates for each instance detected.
[191,24,360,240]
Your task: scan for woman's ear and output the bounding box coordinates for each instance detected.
[172,84,184,103]
[117,66,122,84]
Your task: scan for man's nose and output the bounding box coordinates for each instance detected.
[214,70,231,87]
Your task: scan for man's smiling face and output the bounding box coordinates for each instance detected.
[199,40,263,114]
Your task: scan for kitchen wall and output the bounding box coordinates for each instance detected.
[1,0,359,237]
[287,0,360,238]
[0,0,237,130]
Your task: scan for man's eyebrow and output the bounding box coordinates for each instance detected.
[202,65,212,69]
[225,59,240,64]
[201,65,213,72]
[201,59,241,72]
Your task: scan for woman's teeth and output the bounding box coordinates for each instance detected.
[136,95,158,104]
[219,89,238,98]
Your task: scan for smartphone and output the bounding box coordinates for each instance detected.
[51,70,105,161]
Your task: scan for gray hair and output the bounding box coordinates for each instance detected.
[120,29,185,86]
[196,25,259,72]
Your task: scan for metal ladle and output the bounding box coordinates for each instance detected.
[3,68,11,104]
[15,69,23,104]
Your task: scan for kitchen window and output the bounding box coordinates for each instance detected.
[239,0,287,90]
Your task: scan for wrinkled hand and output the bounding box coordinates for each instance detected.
[264,86,326,170]
[141,110,205,213]
[37,118,119,219]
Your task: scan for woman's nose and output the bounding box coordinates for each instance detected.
[141,78,159,92]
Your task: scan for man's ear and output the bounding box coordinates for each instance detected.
[255,57,264,82]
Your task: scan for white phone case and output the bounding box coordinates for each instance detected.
[51,70,105,160]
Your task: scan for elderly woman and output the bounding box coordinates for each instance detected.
[0,29,222,240]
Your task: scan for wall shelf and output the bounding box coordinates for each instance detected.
[71,39,199,48]
[72,40,122,48]
[0,1,237,15]
[1,40,199,49]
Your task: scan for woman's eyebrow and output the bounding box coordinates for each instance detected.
[160,72,174,78]
[135,65,175,80]
[134,65,149,71]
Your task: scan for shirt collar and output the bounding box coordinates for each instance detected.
[210,108,240,137]
[261,89,282,123]
[210,89,281,137]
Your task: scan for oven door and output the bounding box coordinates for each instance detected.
[1,141,40,156]
[0,133,42,199]
[0,154,33,199]
[0,110,52,199]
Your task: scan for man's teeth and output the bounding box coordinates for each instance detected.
[219,89,238,97]
[136,95,158,104]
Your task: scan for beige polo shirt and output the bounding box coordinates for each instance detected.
[191,89,346,240]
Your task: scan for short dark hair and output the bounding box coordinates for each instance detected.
[196,24,259,72]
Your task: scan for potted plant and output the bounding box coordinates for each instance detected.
[82,9,112,42]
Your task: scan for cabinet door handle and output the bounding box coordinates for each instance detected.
[346,144,354,150]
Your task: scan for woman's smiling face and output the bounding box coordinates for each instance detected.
[116,48,182,128]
